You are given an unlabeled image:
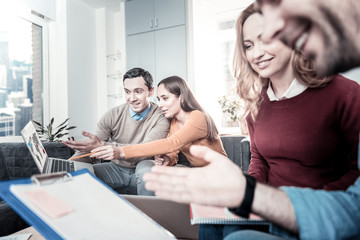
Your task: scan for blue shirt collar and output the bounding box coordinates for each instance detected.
[129,104,151,121]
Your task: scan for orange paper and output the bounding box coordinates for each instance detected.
[25,189,73,218]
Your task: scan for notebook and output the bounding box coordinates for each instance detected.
[123,195,198,240]
[21,121,94,174]
[189,203,269,225]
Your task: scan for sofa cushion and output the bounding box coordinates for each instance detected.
[0,148,9,181]
[0,142,75,180]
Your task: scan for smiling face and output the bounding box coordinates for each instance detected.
[123,76,154,113]
[243,13,293,80]
[258,0,360,76]
[156,83,182,119]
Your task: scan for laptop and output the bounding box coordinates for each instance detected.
[21,121,94,174]
[123,195,198,240]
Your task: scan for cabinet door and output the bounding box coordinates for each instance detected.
[155,25,187,83]
[154,0,186,30]
[125,0,154,35]
[126,31,156,80]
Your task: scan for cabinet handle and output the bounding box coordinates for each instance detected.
[155,18,158,28]
[150,19,154,28]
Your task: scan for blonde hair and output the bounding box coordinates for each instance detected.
[232,3,333,121]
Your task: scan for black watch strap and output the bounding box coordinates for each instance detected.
[229,174,256,218]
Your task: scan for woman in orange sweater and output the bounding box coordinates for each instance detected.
[91,76,226,167]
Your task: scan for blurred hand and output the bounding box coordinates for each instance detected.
[62,131,103,152]
[90,145,124,160]
[154,154,171,166]
[144,145,246,208]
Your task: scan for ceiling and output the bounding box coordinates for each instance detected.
[82,0,128,11]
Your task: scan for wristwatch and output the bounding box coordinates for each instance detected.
[228,174,256,218]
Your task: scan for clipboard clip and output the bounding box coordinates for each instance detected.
[31,172,73,186]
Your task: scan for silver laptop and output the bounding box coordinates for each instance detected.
[21,121,94,174]
[123,195,198,240]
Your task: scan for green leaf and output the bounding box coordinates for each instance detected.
[34,117,76,142]
[47,124,52,135]
[55,118,70,129]
[55,133,67,139]
[32,120,42,127]
[54,125,67,135]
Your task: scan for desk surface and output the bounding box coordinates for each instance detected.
[12,227,45,240]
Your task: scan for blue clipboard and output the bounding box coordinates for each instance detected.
[0,169,175,240]
[0,169,91,239]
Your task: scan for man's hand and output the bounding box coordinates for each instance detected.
[144,145,246,208]
[90,145,124,160]
[62,131,103,153]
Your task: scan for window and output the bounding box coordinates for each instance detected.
[191,0,254,135]
[0,3,48,141]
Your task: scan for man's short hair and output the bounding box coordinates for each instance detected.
[123,67,154,90]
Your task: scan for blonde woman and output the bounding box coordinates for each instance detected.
[200,3,360,239]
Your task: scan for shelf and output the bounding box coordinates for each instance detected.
[106,54,121,61]
[107,94,122,99]
[107,74,122,79]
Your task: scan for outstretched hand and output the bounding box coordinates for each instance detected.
[90,145,124,160]
[143,145,246,208]
[62,131,103,152]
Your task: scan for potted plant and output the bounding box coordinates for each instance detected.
[218,87,248,135]
[32,118,77,142]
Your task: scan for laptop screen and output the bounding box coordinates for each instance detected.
[21,121,48,172]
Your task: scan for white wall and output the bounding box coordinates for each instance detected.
[15,0,56,20]
[48,0,126,140]
[66,0,98,139]
[342,67,360,84]
[48,0,69,130]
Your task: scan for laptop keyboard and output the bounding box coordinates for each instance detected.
[51,159,75,172]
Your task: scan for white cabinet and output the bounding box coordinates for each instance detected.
[125,0,187,93]
[125,0,186,35]
[126,25,187,85]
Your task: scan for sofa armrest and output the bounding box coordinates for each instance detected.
[175,135,251,173]
[240,137,251,174]
[220,135,251,173]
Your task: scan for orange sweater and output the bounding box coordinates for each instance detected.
[123,110,227,167]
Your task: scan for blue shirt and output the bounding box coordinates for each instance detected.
[129,104,151,121]
[270,146,360,240]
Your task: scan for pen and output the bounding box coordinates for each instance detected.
[69,151,100,160]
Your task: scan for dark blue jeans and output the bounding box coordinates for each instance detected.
[225,230,286,240]
[199,224,269,240]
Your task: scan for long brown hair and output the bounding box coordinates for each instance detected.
[158,76,219,142]
[233,2,333,121]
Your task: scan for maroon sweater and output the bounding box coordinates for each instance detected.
[247,75,360,190]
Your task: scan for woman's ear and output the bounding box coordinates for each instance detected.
[179,95,184,103]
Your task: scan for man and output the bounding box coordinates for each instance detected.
[257,0,360,77]
[143,1,360,239]
[63,67,170,196]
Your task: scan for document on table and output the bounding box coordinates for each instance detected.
[9,172,174,240]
